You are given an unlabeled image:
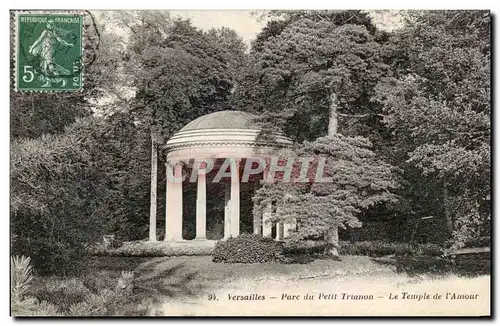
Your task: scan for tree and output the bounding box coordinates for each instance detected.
[121,14,247,137]
[374,10,490,248]
[254,135,399,256]
[236,11,390,141]
[115,12,248,239]
[246,10,399,256]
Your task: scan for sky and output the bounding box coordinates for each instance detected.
[171,10,405,44]
[172,10,268,45]
[97,10,406,47]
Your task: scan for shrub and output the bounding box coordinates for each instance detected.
[88,240,214,257]
[63,270,137,316]
[11,256,33,302]
[16,238,87,276]
[413,243,444,256]
[12,296,60,316]
[463,236,490,248]
[11,255,60,316]
[10,255,155,316]
[81,270,116,294]
[11,117,153,275]
[212,233,285,263]
[339,241,443,257]
[395,253,490,276]
[282,239,328,255]
[10,131,105,276]
[115,271,134,296]
[25,268,154,316]
[102,235,124,249]
[29,277,90,311]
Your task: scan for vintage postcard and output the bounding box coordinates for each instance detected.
[10,9,491,317]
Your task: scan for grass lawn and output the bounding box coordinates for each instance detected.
[84,255,490,316]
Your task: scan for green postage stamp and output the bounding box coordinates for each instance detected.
[15,12,84,92]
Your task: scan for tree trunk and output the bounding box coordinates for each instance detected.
[326,91,340,258]
[328,92,339,136]
[443,184,453,237]
[149,131,158,241]
[325,226,340,258]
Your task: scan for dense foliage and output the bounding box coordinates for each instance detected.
[247,10,490,252]
[234,10,389,141]
[89,240,214,257]
[213,234,285,263]
[237,11,401,255]
[11,121,101,275]
[123,12,246,138]
[374,10,491,248]
[10,116,151,274]
[253,134,399,254]
[339,241,443,257]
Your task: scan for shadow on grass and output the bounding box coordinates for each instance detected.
[82,257,204,315]
[127,259,203,313]
[284,253,343,264]
[374,254,491,277]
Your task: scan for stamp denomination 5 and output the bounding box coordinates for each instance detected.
[15,12,84,92]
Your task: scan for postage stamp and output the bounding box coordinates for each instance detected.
[15,12,84,92]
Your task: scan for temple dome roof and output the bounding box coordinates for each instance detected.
[165,110,292,161]
[180,110,258,131]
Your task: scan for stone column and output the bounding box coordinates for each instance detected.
[224,183,231,239]
[195,164,207,240]
[253,178,262,235]
[165,163,183,241]
[262,166,272,237]
[165,163,174,241]
[275,206,283,240]
[262,202,272,237]
[230,159,240,237]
